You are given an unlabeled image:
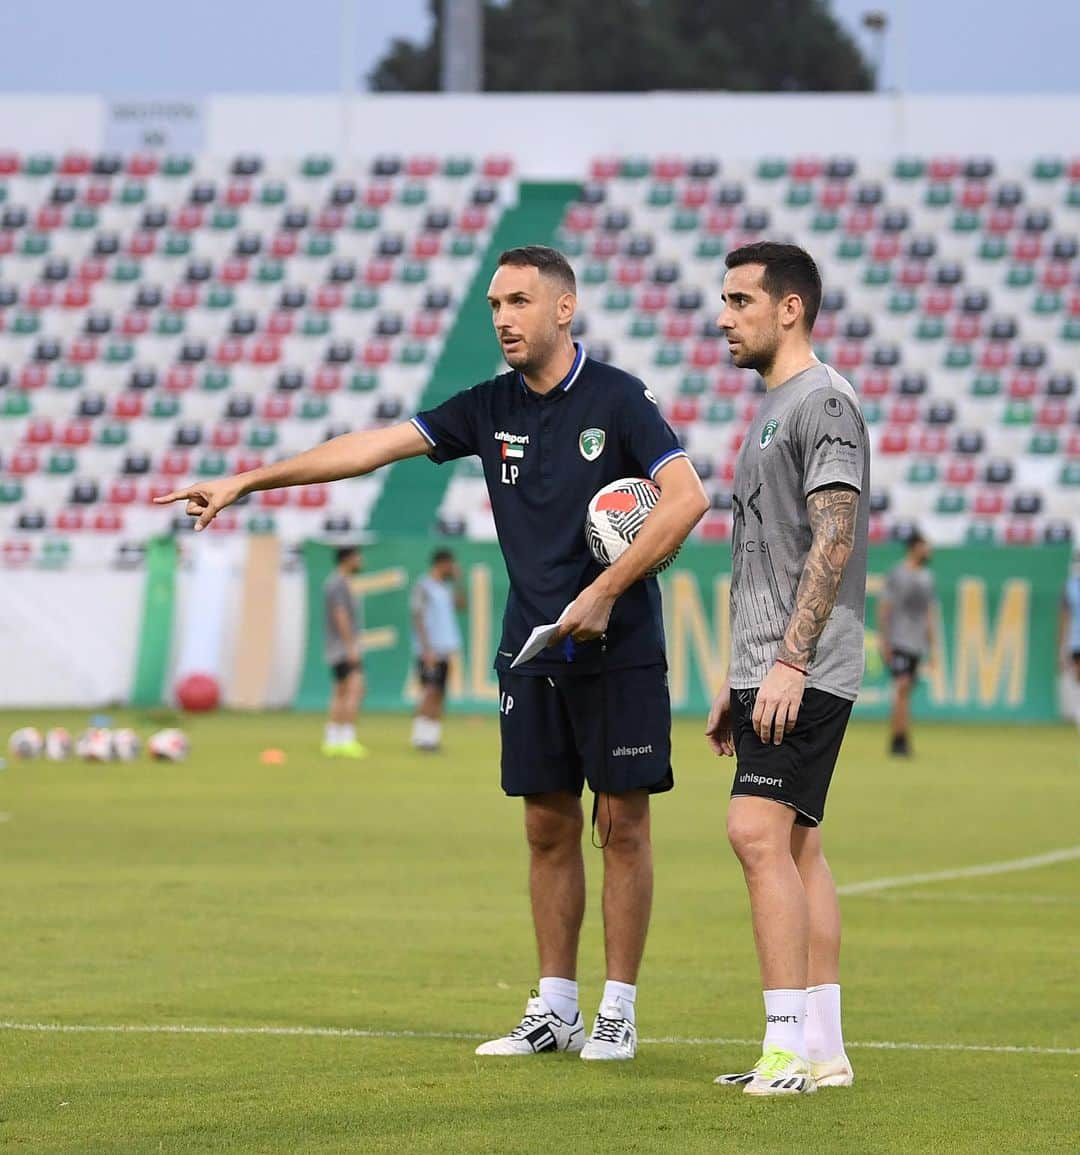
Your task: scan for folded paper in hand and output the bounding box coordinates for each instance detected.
[510,604,573,668]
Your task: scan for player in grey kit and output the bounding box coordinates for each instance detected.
[878,531,938,756]
[706,242,869,1096]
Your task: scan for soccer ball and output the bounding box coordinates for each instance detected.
[584,477,680,576]
[44,727,73,760]
[8,727,44,759]
[76,728,113,762]
[111,728,141,762]
[148,728,189,763]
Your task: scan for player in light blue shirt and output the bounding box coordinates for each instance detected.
[1059,562,1080,726]
[410,548,464,751]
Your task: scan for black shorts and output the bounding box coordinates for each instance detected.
[729,686,853,828]
[330,659,362,683]
[498,665,673,798]
[888,649,921,679]
[417,658,450,692]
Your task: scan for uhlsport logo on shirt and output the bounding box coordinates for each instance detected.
[579,427,606,461]
[759,418,780,449]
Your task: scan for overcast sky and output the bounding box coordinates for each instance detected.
[0,0,1075,95]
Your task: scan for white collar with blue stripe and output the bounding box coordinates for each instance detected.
[518,343,587,397]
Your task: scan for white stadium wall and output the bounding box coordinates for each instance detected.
[0,93,1077,171]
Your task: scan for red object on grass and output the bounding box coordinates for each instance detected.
[176,672,221,713]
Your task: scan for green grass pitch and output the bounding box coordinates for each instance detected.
[1,709,1077,1153]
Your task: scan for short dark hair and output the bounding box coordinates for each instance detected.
[335,545,360,564]
[431,548,455,566]
[905,528,927,550]
[725,242,822,332]
[498,245,576,295]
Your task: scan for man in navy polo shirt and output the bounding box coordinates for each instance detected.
[155,244,709,1062]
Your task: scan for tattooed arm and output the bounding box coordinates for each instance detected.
[777,486,859,669]
[751,484,859,745]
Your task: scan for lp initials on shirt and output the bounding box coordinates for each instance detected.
[501,462,520,486]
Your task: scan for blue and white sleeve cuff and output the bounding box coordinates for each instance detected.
[411,416,436,448]
[648,448,688,480]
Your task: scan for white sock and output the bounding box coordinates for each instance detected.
[538,977,579,1024]
[410,716,425,746]
[339,723,356,743]
[428,719,442,746]
[324,723,337,744]
[806,983,845,1061]
[602,979,637,1024]
[763,988,807,1057]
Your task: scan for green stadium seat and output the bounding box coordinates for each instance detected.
[259,182,287,206]
[893,158,925,180]
[582,263,608,285]
[150,396,181,419]
[1006,266,1035,288]
[924,184,952,208]
[55,368,83,390]
[400,342,427,365]
[604,288,632,311]
[757,158,787,180]
[40,539,71,568]
[647,184,674,207]
[300,397,329,420]
[206,287,234,310]
[1031,158,1063,181]
[0,480,24,503]
[1028,432,1058,455]
[155,312,185,336]
[197,453,227,477]
[24,154,55,177]
[70,207,98,230]
[247,425,277,449]
[202,369,231,391]
[301,155,333,178]
[247,515,277,534]
[1062,319,1080,341]
[112,260,141,283]
[970,374,1001,397]
[3,393,32,417]
[620,157,650,179]
[786,183,814,208]
[654,344,682,367]
[47,451,77,475]
[679,373,708,396]
[164,234,192,257]
[119,182,146,205]
[105,341,134,363]
[706,400,735,423]
[161,155,193,177]
[443,157,473,177]
[1033,292,1061,315]
[906,461,937,484]
[952,210,980,233]
[21,233,49,256]
[811,211,839,233]
[978,237,1006,261]
[349,371,378,392]
[862,263,890,285]
[1004,400,1034,425]
[1066,184,1080,208]
[305,235,334,259]
[965,522,996,544]
[934,490,966,514]
[400,262,428,284]
[257,261,284,283]
[449,237,476,258]
[349,288,379,310]
[888,290,917,314]
[211,208,238,231]
[13,314,40,335]
[98,423,128,446]
[671,209,698,231]
[300,314,330,338]
[837,237,864,261]
[916,317,945,340]
[399,184,427,206]
[696,236,726,259]
[630,317,657,339]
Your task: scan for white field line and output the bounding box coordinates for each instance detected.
[0,1021,1077,1057]
[837,846,1080,896]
[858,891,1080,905]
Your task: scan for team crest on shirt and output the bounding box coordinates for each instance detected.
[579,427,606,461]
[759,418,780,449]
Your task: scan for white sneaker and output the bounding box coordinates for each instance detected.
[580,998,637,1061]
[474,992,584,1056]
[810,1053,854,1087]
[715,1047,816,1095]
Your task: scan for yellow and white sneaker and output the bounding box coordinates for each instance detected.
[810,1054,854,1087]
[715,1046,816,1095]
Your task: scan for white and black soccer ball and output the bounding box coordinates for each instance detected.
[44,727,73,761]
[584,477,680,576]
[148,728,189,763]
[8,727,44,759]
[111,728,141,762]
[76,728,114,762]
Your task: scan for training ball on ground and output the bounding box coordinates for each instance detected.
[8,727,44,759]
[148,728,189,762]
[584,477,680,576]
[111,728,141,762]
[175,672,220,713]
[44,727,73,760]
[77,728,113,762]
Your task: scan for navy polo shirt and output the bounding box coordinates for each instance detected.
[411,345,687,676]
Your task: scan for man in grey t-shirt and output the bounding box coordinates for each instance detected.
[878,531,937,757]
[322,545,366,759]
[706,243,868,1097]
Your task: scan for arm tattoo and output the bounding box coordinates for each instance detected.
[777,487,858,669]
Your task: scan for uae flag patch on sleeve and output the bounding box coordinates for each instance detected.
[502,443,524,460]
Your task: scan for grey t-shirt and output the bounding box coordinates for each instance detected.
[324,571,359,665]
[729,362,870,701]
[883,563,936,657]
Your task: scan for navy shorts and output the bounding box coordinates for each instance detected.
[729,686,853,827]
[498,665,673,798]
[417,659,450,692]
[330,659,363,683]
[888,649,921,679]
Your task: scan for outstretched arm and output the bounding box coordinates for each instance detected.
[154,421,431,530]
[752,485,859,745]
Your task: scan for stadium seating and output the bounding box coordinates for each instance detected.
[1,150,1077,563]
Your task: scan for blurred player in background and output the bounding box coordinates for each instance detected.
[1059,557,1080,727]
[410,547,464,751]
[323,545,367,759]
[155,244,709,1064]
[878,531,938,757]
[707,242,867,1096]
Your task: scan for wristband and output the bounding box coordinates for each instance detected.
[777,658,808,677]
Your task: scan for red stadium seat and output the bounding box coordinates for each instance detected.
[215,339,243,365]
[681,184,709,208]
[406,156,438,178]
[260,396,291,421]
[234,453,264,473]
[1041,264,1071,290]
[169,285,199,310]
[790,157,823,181]
[1037,401,1068,427]
[211,424,240,449]
[129,232,156,256]
[225,182,252,206]
[77,259,106,283]
[220,259,249,284]
[638,287,667,312]
[699,516,732,542]
[316,207,345,231]
[482,156,513,179]
[1003,522,1036,545]
[266,313,295,337]
[979,344,1011,370]
[297,484,329,508]
[812,315,838,341]
[60,422,92,447]
[314,286,344,311]
[271,234,298,259]
[113,394,143,420]
[260,488,289,508]
[888,400,919,425]
[834,343,864,371]
[55,509,84,531]
[945,459,976,485]
[364,184,393,208]
[1012,236,1041,262]
[653,157,685,181]
[663,316,693,341]
[564,206,595,232]
[84,182,111,207]
[690,342,721,368]
[19,366,48,390]
[1008,372,1039,399]
[669,399,699,423]
[68,337,98,364]
[26,285,55,309]
[60,152,91,176]
[590,158,620,181]
[126,154,157,177]
[250,338,280,365]
[312,368,342,393]
[165,366,195,392]
[950,316,980,342]
[879,428,910,454]
[24,419,54,446]
[844,208,875,234]
[9,450,39,476]
[121,312,150,336]
[412,233,441,259]
[871,236,900,263]
[924,289,952,315]
[987,209,1015,234]
[108,480,138,505]
[62,284,91,309]
[590,235,619,259]
[928,157,960,181]
[35,206,63,231]
[820,184,848,210]
[160,450,190,477]
[973,491,1005,516]
[364,261,393,285]
[860,371,891,398]
[615,262,644,286]
[898,263,927,287]
[91,510,124,533]
[0,153,18,175]
[915,429,949,455]
[459,208,487,233]
[959,184,988,209]
[363,341,391,366]
[411,313,441,339]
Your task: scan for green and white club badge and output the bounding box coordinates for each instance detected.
[579,427,606,461]
[759,418,780,449]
